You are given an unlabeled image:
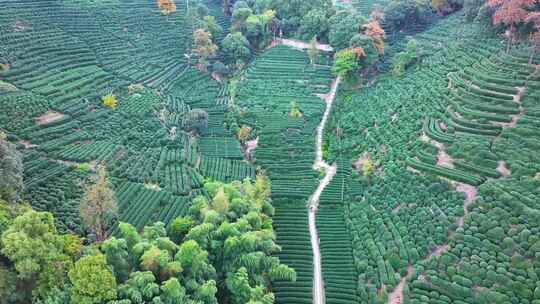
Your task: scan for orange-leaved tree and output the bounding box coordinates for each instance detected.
[156,0,176,15]
[362,20,386,55]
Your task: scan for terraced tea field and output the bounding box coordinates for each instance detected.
[0,0,252,233]
[236,43,340,303]
[325,13,540,304]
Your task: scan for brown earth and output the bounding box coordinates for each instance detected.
[35,110,67,125]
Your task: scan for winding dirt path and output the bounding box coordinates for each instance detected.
[308,76,341,304]
[265,38,338,303]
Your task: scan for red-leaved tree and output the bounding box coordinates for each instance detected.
[488,0,539,52]
[526,12,540,63]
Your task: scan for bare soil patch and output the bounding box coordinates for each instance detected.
[13,20,31,32]
[35,111,67,125]
[496,160,511,177]
[455,182,477,227]
[0,80,18,92]
[19,140,37,149]
[388,265,413,304]
[243,137,258,161]
[0,63,10,72]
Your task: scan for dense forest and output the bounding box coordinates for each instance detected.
[1,0,540,303]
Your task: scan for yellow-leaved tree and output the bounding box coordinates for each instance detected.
[192,29,218,71]
[101,93,118,108]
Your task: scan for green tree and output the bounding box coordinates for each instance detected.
[226,267,252,303]
[329,12,366,50]
[157,278,188,304]
[0,265,19,304]
[117,271,160,303]
[222,32,252,66]
[1,210,63,280]
[201,16,223,42]
[383,0,432,33]
[349,34,379,68]
[80,164,118,242]
[232,2,253,29]
[182,108,209,135]
[102,237,131,282]
[332,49,359,77]
[299,9,329,41]
[68,254,117,304]
[391,38,418,76]
[0,203,78,302]
[169,216,195,243]
[0,132,23,202]
[176,240,215,280]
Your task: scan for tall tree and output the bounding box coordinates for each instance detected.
[183,108,209,135]
[0,132,23,202]
[192,29,218,70]
[80,164,118,242]
[488,0,537,52]
[298,9,329,41]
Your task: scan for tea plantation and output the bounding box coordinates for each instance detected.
[0,0,251,234]
[324,12,540,304]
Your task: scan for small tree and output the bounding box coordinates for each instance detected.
[80,164,118,242]
[289,101,302,118]
[192,29,218,70]
[308,36,320,66]
[101,93,118,108]
[156,0,176,15]
[362,159,375,177]
[237,125,252,142]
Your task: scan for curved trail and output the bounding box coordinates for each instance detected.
[266,39,339,304]
[309,76,341,304]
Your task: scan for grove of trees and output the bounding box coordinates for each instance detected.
[0,168,294,303]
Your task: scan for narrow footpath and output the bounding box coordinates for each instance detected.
[266,39,339,304]
[308,76,341,304]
